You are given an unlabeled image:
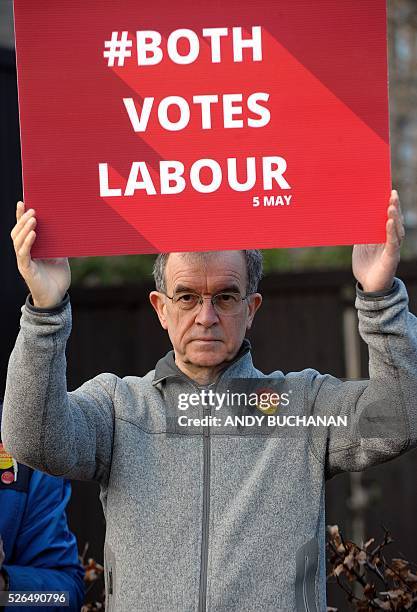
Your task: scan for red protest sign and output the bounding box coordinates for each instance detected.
[13,0,390,257]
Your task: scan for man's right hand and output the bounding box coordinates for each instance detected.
[10,201,71,309]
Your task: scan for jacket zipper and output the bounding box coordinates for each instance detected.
[163,347,251,612]
[158,374,213,612]
[198,401,211,612]
[109,568,113,595]
[198,359,249,612]
[303,554,310,612]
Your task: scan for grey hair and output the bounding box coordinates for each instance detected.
[152,250,263,295]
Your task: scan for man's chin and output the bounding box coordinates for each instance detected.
[186,341,226,367]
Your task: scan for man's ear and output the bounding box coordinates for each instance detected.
[149,291,168,330]
[246,293,262,331]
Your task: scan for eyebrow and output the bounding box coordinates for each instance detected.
[173,284,242,294]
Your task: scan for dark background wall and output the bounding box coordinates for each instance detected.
[1,47,27,388]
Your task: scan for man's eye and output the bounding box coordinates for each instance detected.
[178,294,197,302]
[218,293,238,303]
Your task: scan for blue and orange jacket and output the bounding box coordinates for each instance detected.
[0,406,85,611]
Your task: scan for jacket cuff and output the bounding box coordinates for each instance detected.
[356,279,398,301]
[25,292,70,314]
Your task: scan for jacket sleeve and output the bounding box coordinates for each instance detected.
[3,472,85,612]
[1,293,117,485]
[307,277,417,480]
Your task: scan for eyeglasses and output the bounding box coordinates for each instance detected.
[162,291,251,316]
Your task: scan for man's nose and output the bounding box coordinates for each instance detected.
[194,298,219,326]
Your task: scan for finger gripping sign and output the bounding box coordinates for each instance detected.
[13,0,390,257]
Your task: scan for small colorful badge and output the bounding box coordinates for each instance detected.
[255,386,280,415]
[1,470,15,485]
[0,443,13,470]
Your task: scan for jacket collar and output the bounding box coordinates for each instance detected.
[152,338,252,386]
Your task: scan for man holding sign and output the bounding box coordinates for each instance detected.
[3,191,417,611]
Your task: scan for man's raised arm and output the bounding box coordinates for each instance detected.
[1,201,115,485]
[308,190,417,478]
[309,274,417,479]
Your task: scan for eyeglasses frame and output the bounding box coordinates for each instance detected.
[161,289,253,315]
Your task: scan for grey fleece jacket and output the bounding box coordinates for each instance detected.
[2,277,417,612]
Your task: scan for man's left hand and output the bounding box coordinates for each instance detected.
[352,190,404,293]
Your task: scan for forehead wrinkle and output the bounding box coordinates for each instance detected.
[173,281,242,295]
[172,272,243,293]
[166,251,246,294]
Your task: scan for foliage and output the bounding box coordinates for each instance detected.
[69,239,415,287]
[327,525,417,611]
[70,254,155,287]
[69,246,355,286]
[79,543,105,612]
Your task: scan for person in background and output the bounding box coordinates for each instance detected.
[0,401,85,611]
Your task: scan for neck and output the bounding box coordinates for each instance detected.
[174,359,224,385]
[172,340,249,385]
